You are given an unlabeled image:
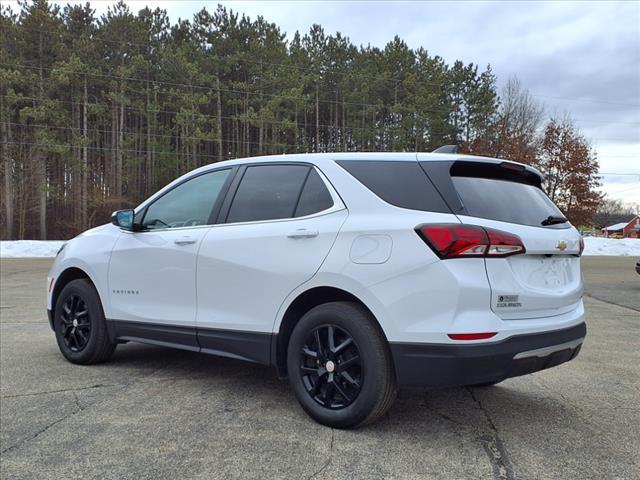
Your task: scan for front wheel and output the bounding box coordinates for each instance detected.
[54,279,116,365]
[287,302,397,428]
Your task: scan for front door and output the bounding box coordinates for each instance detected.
[108,168,233,348]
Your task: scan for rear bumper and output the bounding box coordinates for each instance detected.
[390,322,586,387]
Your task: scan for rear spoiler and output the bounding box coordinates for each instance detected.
[432,145,460,154]
[450,160,543,188]
[428,147,543,187]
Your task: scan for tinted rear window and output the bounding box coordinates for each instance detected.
[294,169,333,217]
[337,160,450,213]
[227,165,309,223]
[452,176,566,227]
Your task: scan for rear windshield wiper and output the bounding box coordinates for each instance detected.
[541,215,568,226]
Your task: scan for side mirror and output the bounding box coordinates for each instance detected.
[111,209,137,231]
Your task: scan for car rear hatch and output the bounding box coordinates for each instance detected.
[420,156,583,320]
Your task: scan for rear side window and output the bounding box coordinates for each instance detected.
[295,169,333,217]
[336,161,450,213]
[227,165,309,223]
[452,176,565,227]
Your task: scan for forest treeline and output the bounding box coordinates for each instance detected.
[1,0,601,240]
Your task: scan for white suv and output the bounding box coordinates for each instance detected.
[47,151,586,428]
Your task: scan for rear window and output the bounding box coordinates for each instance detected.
[452,176,566,227]
[227,165,309,223]
[336,160,450,213]
[294,169,333,217]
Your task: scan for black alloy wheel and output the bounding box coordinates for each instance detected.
[300,324,363,409]
[54,278,116,365]
[58,294,92,352]
[287,301,397,428]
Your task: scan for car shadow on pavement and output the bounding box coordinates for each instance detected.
[106,341,579,434]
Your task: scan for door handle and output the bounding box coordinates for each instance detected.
[287,229,319,239]
[174,236,197,245]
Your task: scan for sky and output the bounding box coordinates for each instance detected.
[6,0,640,205]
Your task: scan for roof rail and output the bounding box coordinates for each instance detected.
[432,145,460,154]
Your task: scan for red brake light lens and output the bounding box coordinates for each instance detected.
[485,229,526,257]
[417,224,488,258]
[448,332,497,341]
[416,224,525,259]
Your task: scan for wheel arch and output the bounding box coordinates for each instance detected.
[273,286,389,377]
[51,267,98,316]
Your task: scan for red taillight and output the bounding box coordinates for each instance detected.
[485,229,526,257]
[448,332,497,340]
[417,224,488,258]
[416,224,525,259]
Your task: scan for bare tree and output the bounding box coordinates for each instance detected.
[466,76,544,163]
[495,76,545,161]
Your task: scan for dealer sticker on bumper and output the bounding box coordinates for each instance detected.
[496,295,522,308]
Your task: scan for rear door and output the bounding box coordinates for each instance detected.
[421,158,583,320]
[195,163,347,362]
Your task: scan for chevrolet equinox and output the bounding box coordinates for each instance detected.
[47,151,586,428]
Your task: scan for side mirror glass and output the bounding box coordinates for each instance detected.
[111,209,136,230]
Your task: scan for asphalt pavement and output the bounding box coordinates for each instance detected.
[582,255,640,311]
[0,257,638,479]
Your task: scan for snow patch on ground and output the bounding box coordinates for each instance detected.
[0,241,65,258]
[582,237,640,256]
[1,237,639,258]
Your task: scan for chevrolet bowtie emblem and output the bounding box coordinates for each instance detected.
[556,241,567,251]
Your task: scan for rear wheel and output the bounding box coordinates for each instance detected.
[287,302,397,428]
[54,279,116,365]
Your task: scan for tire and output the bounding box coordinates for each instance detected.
[54,279,116,365]
[287,301,397,428]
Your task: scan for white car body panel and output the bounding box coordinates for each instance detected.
[47,224,119,315]
[108,226,211,326]
[458,215,584,320]
[47,151,585,361]
[196,209,348,332]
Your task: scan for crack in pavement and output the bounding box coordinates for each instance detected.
[422,396,473,456]
[0,321,48,324]
[307,428,335,480]
[584,294,640,313]
[1,383,120,399]
[424,394,516,479]
[466,387,515,480]
[534,377,572,405]
[0,414,72,455]
[0,359,174,456]
[423,397,468,429]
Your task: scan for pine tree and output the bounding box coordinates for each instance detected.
[0,1,600,240]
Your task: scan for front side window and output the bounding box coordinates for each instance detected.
[226,165,311,223]
[142,169,231,229]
